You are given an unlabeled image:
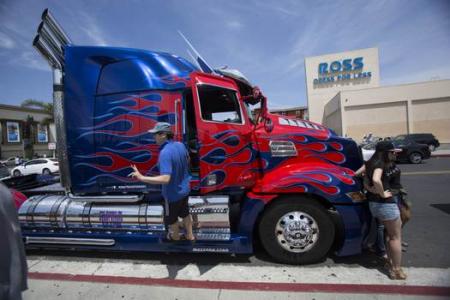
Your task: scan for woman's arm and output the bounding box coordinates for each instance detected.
[371,168,392,198]
[355,164,366,177]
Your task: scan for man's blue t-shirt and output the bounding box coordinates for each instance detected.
[158,140,191,203]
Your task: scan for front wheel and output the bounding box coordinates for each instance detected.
[13,170,21,177]
[429,144,436,152]
[409,152,422,164]
[258,197,335,265]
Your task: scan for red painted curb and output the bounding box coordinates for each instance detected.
[28,272,450,296]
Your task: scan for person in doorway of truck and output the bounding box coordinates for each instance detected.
[128,122,194,242]
[355,141,406,280]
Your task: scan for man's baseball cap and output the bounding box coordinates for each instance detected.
[148,122,172,134]
[376,141,402,152]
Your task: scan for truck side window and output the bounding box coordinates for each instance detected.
[97,59,150,95]
[197,85,243,124]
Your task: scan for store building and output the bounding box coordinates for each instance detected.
[0,104,56,159]
[305,48,450,143]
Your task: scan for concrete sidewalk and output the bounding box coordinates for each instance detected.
[23,258,450,299]
[432,149,450,157]
[25,279,448,300]
[432,143,450,157]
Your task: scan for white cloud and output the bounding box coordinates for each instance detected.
[249,1,302,17]
[20,51,51,71]
[6,51,50,72]
[0,32,16,49]
[78,11,109,46]
[382,65,450,86]
[226,20,243,30]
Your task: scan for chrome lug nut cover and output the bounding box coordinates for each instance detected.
[275,211,319,253]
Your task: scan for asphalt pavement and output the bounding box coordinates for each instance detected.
[22,157,450,299]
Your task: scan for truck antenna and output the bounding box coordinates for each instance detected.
[178,30,215,74]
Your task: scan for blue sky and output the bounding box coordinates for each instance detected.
[0,0,449,109]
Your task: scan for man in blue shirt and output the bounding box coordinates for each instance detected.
[129,122,194,241]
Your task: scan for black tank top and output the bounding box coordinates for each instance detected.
[366,162,402,203]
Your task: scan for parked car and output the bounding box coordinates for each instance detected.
[0,163,11,179]
[404,133,440,151]
[361,143,376,161]
[361,136,431,164]
[360,133,382,147]
[0,157,18,167]
[11,158,59,177]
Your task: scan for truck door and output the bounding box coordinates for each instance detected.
[191,73,257,194]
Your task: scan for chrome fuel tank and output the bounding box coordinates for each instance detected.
[18,194,165,231]
[18,194,230,237]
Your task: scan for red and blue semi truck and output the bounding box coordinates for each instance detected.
[12,10,369,264]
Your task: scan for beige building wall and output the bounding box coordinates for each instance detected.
[323,79,450,143]
[344,102,408,140]
[411,97,450,142]
[305,48,380,124]
[323,93,343,135]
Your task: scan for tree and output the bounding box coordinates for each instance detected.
[23,115,35,159]
[21,99,53,125]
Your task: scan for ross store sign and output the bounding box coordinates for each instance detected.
[313,57,372,85]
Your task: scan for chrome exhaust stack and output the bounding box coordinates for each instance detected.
[32,8,72,191]
[36,22,65,66]
[41,9,72,46]
[32,35,61,70]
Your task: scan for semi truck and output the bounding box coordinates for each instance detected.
[14,9,368,264]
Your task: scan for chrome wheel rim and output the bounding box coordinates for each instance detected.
[275,211,319,253]
[411,153,421,163]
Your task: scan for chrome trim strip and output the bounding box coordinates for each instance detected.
[68,193,142,203]
[25,237,115,246]
[175,98,180,137]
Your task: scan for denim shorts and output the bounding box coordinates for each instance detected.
[369,202,400,221]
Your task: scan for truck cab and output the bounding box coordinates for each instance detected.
[16,9,369,265]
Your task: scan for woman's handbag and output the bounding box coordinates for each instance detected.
[398,189,411,226]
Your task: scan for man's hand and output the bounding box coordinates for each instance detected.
[128,164,143,180]
[128,165,171,185]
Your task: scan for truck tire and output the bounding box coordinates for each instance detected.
[409,152,422,164]
[259,197,335,265]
